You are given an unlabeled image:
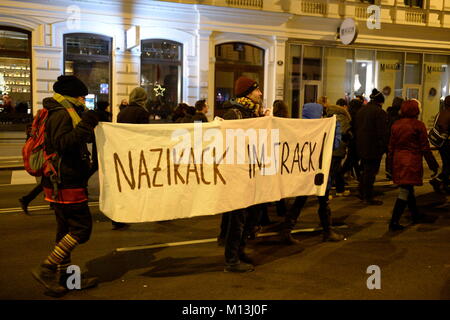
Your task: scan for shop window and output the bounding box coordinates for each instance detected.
[0,27,32,130]
[303,46,322,81]
[324,47,353,105]
[214,42,264,117]
[376,51,403,108]
[404,0,423,8]
[64,33,112,109]
[354,49,375,101]
[423,54,449,127]
[141,39,183,116]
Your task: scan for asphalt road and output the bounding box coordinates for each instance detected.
[0,169,449,302]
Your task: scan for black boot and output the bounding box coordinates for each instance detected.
[407,193,425,224]
[19,197,30,215]
[31,264,67,296]
[389,198,408,231]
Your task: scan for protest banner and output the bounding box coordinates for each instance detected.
[94,116,336,223]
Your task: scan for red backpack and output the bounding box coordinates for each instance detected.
[22,108,59,177]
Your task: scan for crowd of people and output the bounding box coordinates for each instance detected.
[23,74,449,297]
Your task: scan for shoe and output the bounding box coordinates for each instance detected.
[112,222,130,230]
[323,229,345,242]
[60,274,99,290]
[224,262,254,273]
[389,223,405,231]
[278,232,300,245]
[363,199,383,206]
[429,178,443,193]
[335,190,351,197]
[31,264,67,296]
[238,253,254,265]
[248,225,262,240]
[19,197,30,215]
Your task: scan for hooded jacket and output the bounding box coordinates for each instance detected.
[326,104,351,158]
[42,97,99,194]
[303,103,341,151]
[388,101,438,185]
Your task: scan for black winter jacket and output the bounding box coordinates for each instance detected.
[355,101,388,160]
[42,97,98,190]
[117,103,150,124]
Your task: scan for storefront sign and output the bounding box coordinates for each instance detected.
[95,117,336,223]
[126,25,140,50]
[339,18,358,45]
[426,65,447,73]
[380,63,402,71]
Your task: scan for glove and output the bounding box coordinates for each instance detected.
[81,110,100,128]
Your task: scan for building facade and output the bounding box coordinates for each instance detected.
[0,0,449,130]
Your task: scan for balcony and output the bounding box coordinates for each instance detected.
[225,0,263,9]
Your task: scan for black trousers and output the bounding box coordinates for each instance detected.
[224,208,248,265]
[359,158,381,201]
[22,180,43,204]
[438,143,450,187]
[283,191,331,232]
[54,201,92,245]
[330,156,346,193]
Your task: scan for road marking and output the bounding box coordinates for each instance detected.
[115,225,349,252]
[11,170,37,185]
[0,202,99,214]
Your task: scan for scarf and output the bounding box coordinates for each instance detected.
[236,96,261,116]
[53,93,86,128]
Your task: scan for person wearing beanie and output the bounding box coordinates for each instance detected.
[429,95,450,193]
[354,88,388,205]
[218,76,263,274]
[31,75,100,297]
[387,100,439,231]
[222,76,262,119]
[117,87,150,124]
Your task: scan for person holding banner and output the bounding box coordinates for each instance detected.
[219,76,263,273]
[31,75,100,297]
[278,102,345,244]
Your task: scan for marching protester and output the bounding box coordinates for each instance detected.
[342,98,363,182]
[218,75,264,273]
[31,75,100,297]
[387,99,439,231]
[192,99,209,122]
[429,95,450,194]
[114,87,151,230]
[278,102,345,244]
[354,88,388,205]
[326,102,352,197]
[385,97,404,180]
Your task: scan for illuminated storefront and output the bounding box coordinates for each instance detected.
[0,27,32,130]
[286,42,450,126]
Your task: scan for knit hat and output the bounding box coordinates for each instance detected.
[235,76,259,98]
[129,87,148,108]
[369,88,385,104]
[445,95,450,109]
[53,75,88,97]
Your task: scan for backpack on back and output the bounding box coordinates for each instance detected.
[22,108,59,178]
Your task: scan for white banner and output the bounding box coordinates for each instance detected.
[95,116,336,223]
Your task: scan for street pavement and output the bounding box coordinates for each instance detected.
[0,137,449,302]
[0,172,449,301]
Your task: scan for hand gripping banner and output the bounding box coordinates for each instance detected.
[94,116,336,223]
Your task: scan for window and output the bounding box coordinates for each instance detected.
[324,47,354,105]
[0,27,32,130]
[404,0,423,8]
[64,33,112,109]
[214,42,264,117]
[360,0,375,4]
[141,39,183,113]
[376,51,404,108]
